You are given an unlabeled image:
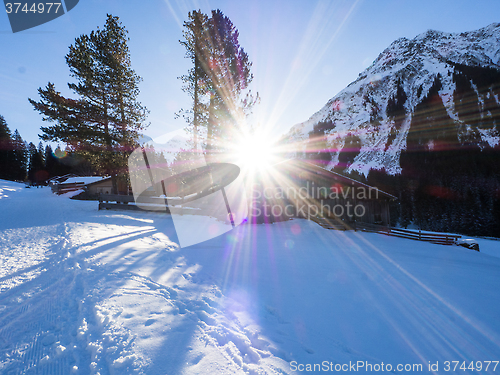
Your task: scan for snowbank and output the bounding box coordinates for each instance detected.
[0,179,25,199]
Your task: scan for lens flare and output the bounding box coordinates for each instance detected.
[53,149,67,159]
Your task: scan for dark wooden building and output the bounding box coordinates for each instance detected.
[250,159,396,227]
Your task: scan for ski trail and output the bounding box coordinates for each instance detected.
[0,187,89,375]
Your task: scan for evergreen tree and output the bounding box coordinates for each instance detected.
[12,130,28,181]
[179,9,257,155]
[44,145,57,179]
[38,142,46,171]
[0,117,26,182]
[307,120,334,165]
[52,145,73,176]
[386,78,407,121]
[178,10,210,150]
[0,115,14,180]
[29,14,148,193]
[27,142,36,183]
[336,133,361,171]
[27,142,45,185]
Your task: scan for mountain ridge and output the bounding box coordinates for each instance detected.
[287,22,500,175]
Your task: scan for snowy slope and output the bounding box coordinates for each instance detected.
[286,23,500,175]
[1,180,500,374]
[0,179,25,199]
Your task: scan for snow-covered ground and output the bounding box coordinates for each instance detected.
[1,179,500,374]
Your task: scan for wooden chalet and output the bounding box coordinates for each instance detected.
[250,159,396,227]
[50,176,109,195]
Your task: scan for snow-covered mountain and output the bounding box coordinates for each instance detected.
[287,23,500,175]
[140,128,201,166]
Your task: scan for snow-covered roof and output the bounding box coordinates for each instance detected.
[60,176,110,185]
[282,159,397,200]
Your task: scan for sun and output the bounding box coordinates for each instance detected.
[233,131,276,169]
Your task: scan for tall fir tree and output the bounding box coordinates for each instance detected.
[179,10,210,150]
[38,141,46,168]
[12,130,28,181]
[179,9,257,156]
[27,142,45,185]
[0,115,14,180]
[29,14,148,193]
[44,145,57,179]
[0,117,27,182]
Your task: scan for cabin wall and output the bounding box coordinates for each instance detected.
[88,179,131,195]
[87,181,113,195]
[247,175,392,226]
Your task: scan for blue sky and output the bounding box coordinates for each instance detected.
[1,0,499,145]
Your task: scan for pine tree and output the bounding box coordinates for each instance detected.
[0,118,26,182]
[0,115,14,180]
[52,145,73,176]
[178,10,210,150]
[307,120,334,165]
[44,145,57,179]
[179,9,257,156]
[386,78,407,121]
[336,133,361,171]
[27,142,36,183]
[29,14,148,193]
[12,130,28,181]
[27,142,45,185]
[38,141,45,167]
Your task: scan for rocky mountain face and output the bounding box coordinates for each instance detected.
[287,23,500,175]
[285,23,500,236]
